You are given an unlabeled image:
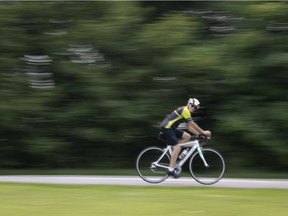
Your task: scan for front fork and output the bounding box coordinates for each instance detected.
[197,146,209,167]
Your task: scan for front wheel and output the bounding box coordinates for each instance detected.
[189,148,225,185]
[136,146,170,183]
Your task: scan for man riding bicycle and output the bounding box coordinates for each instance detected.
[160,98,211,178]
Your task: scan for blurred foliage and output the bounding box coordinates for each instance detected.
[0,1,287,171]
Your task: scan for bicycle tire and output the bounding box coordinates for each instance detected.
[136,146,170,184]
[189,148,225,185]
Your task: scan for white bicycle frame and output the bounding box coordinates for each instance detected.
[152,139,209,170]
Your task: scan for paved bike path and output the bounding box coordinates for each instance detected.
[0,175,287,188]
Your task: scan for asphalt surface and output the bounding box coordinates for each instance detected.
[0,175,288,188]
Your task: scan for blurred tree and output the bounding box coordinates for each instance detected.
[0,1,287,171]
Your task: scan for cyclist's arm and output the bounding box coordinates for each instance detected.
[186,121,206,136]
[182,106,211,136]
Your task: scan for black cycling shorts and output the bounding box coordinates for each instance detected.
[160,127,184,146]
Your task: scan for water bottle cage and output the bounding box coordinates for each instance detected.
[179,148,189,159]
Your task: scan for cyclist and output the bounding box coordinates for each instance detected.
[160,98,211,178]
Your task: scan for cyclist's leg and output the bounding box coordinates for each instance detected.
[170,131,191,170]
[161,128,191,171]
[177,130,191,144]
[160,128,179,171]
[170,144,181,169]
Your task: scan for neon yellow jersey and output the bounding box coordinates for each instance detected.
[161,106,192,129]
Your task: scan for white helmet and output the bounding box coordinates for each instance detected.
[188,98,200,109]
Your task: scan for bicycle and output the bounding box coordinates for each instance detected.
[136,134,225,185]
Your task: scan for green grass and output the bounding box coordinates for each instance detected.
[0,183,287,216]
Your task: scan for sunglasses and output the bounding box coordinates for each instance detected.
[191,104,200,110]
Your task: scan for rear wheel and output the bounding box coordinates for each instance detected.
[189,148,225,185]
[136,146,170,183]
